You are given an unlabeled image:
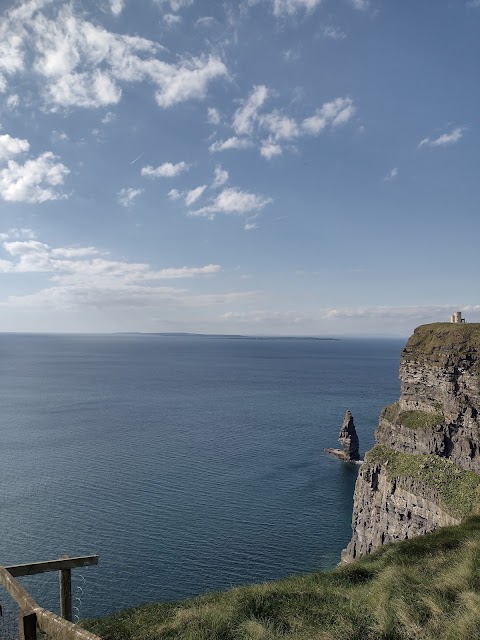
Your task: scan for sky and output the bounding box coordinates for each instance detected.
[0,0,478,336]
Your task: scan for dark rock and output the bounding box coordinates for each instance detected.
[326,410,361,462]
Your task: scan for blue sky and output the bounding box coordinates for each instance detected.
[0,0,478,336]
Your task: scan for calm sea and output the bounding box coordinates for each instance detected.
[0,334,403,620]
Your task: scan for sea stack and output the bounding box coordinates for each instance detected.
[326,410,360,462]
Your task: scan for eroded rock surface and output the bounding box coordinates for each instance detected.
[343,323,480,562]
[326,410,360,462]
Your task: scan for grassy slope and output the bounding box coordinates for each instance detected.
[85,517,480,640]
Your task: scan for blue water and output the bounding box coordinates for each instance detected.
[0,334,402,619]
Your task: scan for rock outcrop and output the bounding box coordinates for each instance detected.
[342,323,480,563]
[326,410,360,462]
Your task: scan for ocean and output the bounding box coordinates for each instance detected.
[0,333,403,621]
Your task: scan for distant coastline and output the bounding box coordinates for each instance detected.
[114,332,340,341]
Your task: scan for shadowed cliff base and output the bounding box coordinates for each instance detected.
[85,517,480,640]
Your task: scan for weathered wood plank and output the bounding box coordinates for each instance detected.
[60,568,72,622]
[0,567,37,611]
[36,608,101,640]
[5,555,99,578]
[19,610,37,640]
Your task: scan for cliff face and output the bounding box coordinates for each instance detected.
[343,324,480,563]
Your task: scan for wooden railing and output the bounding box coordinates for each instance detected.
[0,556,101,640]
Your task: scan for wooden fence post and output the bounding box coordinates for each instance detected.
[18,609,37,640]
[60,568,72,622]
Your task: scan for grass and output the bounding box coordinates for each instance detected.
[382,404,444,430]
[84,517,480,640]
[403,323,480,369]
[366,445,480,519]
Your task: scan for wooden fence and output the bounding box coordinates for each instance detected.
[0,556,101,640]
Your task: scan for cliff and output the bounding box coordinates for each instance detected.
[343,323,480,563]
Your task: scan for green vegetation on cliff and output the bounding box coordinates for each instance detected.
[85,518,480,640]
[403,323,480,365]
[382,403,444,430]
[366,445,480,519]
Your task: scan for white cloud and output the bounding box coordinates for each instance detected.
[260,139,283,159]
[6,94,20,109]
[0,134,30,161]
[259,111,299,141]
[270,0,322,17]
[207,107,221,125]
[233,85,269,136]
[118,187,143,207]
[0,152,69,203]
[0,228,36,241]
[418,127,465,148]
[190,187,272,218]
[351,0,369,10]
[153,0,193,10]
[212,165,229,188]
[244,222,257,231]
[0,4,227,109]
[467,0,480,7]
[110,0,125,16]
[216,88,356,159]
[46,70,122,109]
[141,161,190,177]
[153,56,228,108]
[163,13,182,25]
[168,188,182,200]
[184,184,207,206]
[209,137,253,152]
[196,16,216,27]
[101,111,115,124]
[51,247,100,258]
[384,167,398,181]
[321,25,347,40]
[0,235,230,313]
[302,97,356,134]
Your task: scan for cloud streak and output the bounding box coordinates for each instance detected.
[418,127,465,148]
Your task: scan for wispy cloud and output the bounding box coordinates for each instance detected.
[302,97,356,134]
[418,127,465,148]
[270,0,322,18]
[351,0,369,10]
[110,0,125,16]
[0,3,228,110]
[212,165,229,188]
[320,24,347,40]
[0,235,253,315]
[118,187,143,207]
[209,137,253,152]
[189,187,272,219]
[207,107,221,125]
[141,161,190,177]
[384,167,398,182]
[210,88,356,159]
[184,185,207,206]
[163,13,182,26]
[233,85,269,136]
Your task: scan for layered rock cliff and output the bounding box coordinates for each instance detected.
[343,323,480,563]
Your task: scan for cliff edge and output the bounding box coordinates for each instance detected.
[343,323,480,563]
